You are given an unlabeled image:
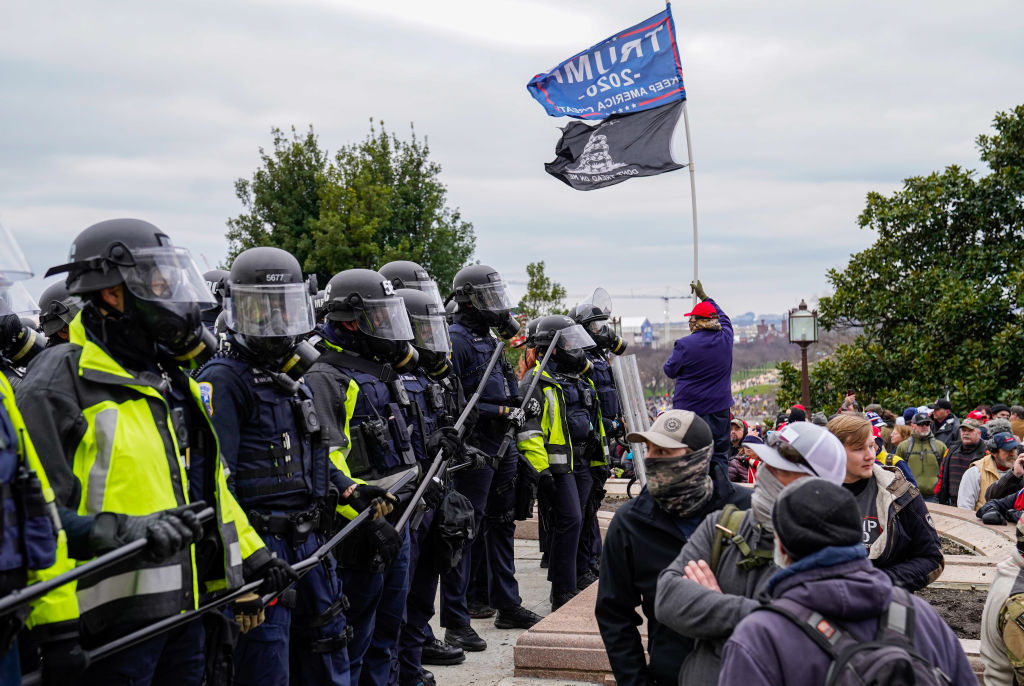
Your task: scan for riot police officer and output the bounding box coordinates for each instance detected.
[37,279,82,346]
[304,268,415,685]
[379,261,444,308]
[0,252,46,388]
[392,286,478,685]
[441,265,542,653]
[201,268,229,333]
[0,223,81,686]
[572,289,626,584]
[517,315,604,609]
[196,247,373,686]
[19,218,280,685]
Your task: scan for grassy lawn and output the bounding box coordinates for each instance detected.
[734,383,776,397]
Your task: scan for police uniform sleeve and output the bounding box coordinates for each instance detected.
[196,362,250,485]
[516,371,549,474]
[15,376,86,509]
[3,381,80,634]
[305,365,351,455]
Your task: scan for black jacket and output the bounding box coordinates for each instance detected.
[596,476,750,686]
[936,439,987,505]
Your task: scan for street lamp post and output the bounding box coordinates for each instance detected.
[788,299,819,409]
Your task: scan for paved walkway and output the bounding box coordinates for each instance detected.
[426,539,597,686]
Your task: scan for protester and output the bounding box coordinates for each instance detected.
[1011,405,1024,439]
[932,398,961,446]
[595,411,749,686]
[728,417,746,458]
[886,422,909,452]
[993,403,1012,420]
[828,414,943,591]
[662,280,733,462]
[959,432,1019,511]
[727,435,762,484]
[654,422,847,685]
[981,516,1024,684]
[987,448,1024,504]
[873,426,917,487]
[718,478,975,686]
[893,412,945,499]
[937,417,988,505]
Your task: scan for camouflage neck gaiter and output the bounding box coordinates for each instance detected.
[645,445,714,518]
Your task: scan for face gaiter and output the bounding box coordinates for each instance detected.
[750,461,786,532]
[644,444,714,518]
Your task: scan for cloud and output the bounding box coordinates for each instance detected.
[1,0,1022,320]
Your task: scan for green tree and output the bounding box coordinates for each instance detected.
[226,121,476,288]
[517,261,568,320]
[809,105,1024,414]
[225,126,327,266]
[775,361,801,410]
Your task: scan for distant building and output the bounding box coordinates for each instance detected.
[620,316,656,348]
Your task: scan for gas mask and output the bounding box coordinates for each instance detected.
[417,347,452,379]
[366,337,419,371]
[587,321,627,355]
[552,347,592,376]
[494,312,520,340]
[129,293,215,370]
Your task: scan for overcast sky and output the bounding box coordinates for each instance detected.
[2,1,1022,322]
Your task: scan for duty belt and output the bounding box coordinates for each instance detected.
[247,508,320,548]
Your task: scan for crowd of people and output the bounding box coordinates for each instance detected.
[594,284,1024,684]
[7,216,1024,685]
[0,218,632,686]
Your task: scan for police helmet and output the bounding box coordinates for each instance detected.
[203,269,230,307]
[47,218,215,306]
[379,260,442,307]
[451,264,512,313]
[38,280,83,337]
[322,269,414,342]
[224,247,315,340]
[530,314,596,351]
[573,288,626,355]
[395,288,450,353]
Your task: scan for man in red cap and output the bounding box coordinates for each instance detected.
[663,280,734,471]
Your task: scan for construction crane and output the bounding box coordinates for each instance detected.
[606,290,690,349]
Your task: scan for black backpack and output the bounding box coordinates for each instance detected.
[755,587,952,686]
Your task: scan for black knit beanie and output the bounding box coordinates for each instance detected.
[772,478,863,560]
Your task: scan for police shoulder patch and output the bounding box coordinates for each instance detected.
[198,382,214,415]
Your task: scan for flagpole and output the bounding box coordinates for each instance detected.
[681,100,699,311]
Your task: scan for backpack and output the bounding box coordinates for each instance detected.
[756,587,952,686]
[709,504,772,574]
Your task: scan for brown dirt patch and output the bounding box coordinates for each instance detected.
[915,586,986,639]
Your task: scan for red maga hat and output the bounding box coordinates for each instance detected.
[683,301,718,318]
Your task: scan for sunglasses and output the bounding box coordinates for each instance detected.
[765,432,820,477]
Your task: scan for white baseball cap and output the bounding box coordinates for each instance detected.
[747,422,846,485]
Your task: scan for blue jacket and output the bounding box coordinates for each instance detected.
[718,552,974,686]
[662,300,733,415]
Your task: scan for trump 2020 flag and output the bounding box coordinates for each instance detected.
[545,100,685,191]
[527,6,685,120]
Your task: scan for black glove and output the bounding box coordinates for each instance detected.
[422,477,444,510]
[253,556,299,595]
[90,504,203,563]
[538,469,556,501]
[981,509,1006,525]
[523,398,541,420]
[464,445,495,471]
[360,519,402,572]
[346,484,398,519]
[39,637,89,686]
[503,406,526,428]
[426,426,461,460]
[0,313,24,347]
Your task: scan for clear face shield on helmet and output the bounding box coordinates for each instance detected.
[225,283,315,338]
[556,323,596,351]
[409,312,451,353]
[580,287,613,318]
[117,246,216,308]
[0,222,34,284]
[356,297,415,341]
[405,279,443,309]
[465,280,513,313]
[1,282,41,316]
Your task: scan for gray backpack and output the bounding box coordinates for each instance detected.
[756,587,951,686]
